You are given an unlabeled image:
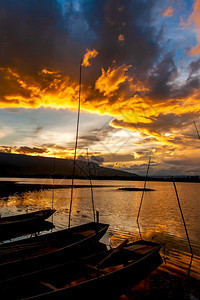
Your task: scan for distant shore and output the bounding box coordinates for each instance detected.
[1,153,199,183]
[0,176,200,196]
[0,175,200,182]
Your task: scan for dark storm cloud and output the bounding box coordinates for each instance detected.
[0,0,66,72]
[0,0,93,81]
[169,57,200,99]
[80,0,162,81]
[80,0,198,103]
[91,0,200,104]
[0,0,198,107]
[82,0,159,64]
[173,74,200,99]
[146,52,179,100]
[189,57,200,75]
[0,0,162,85]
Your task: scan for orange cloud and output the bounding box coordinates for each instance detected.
[118,34,125,45]
[0,67,79,109]
[181,0,200,56]
[0,64,200,140]
[189,0,200,56]
[95,64,131,96]
[82,49,98,67]
[162,7,174,17]
[0,144,78,159]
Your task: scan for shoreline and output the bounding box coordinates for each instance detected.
[0,176,200,183]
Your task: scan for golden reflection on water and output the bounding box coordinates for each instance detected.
[0,179,200,282]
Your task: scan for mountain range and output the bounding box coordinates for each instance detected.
[0,152,139,180]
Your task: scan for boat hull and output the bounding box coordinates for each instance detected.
[0,209,55,233]
[0,240,162,299]
[0,222,109,280]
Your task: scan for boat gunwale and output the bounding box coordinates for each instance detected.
[0,209,55,224]
[19,241,163,299]
[0,221,109,248]
[0,222,109,267]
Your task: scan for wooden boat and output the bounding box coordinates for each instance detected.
[0,221,109,280]
[0,209,55,234]
[0,239,163,299]
[0,220,55,241]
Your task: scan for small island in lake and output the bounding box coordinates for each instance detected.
[118,187,155,191]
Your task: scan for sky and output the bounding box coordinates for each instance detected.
[0,0,200,176]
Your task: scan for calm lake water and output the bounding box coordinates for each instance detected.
[0,178,200,299]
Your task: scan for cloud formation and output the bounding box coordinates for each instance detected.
[95,64,131,96]
[0,1,198,110]
[82,49,98,67]
[181,0,200,56]
[162,7,174,17]
[0,0,200,175]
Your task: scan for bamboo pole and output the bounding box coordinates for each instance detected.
[86,148,95,222]
[173,179,193,257]
[51,153,56,224]
[68,59,82,228]
[137,156,151,224]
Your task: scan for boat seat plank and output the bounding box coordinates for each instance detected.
[40,281,58,291]
[74,229,96,237]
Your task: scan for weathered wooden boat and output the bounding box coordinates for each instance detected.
[0,239,162,299]
[0,220,55,241]
[0,221,109,280]
[0,209,55,234]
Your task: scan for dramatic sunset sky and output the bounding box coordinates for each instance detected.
[0,0,200,176]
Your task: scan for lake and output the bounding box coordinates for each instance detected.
[0,178,200,299]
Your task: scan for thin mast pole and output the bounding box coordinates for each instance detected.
[173,179,193,257]
[86,148,95,222]
[68,58,82,228]
[137,156,151,224]
[49,153,56,225]
[52,153,56,211]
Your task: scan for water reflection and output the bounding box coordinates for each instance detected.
[0,179,200,284]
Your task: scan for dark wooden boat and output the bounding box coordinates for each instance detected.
[0,239,162,299]
[0,209,55,233]
[0,221,109,280]
[0,220,55,241]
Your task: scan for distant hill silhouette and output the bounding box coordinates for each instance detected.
[0,152,139,179]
